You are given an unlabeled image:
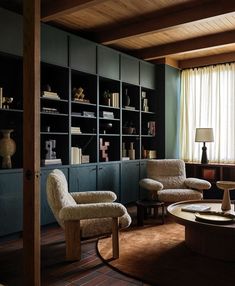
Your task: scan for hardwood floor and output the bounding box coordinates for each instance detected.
[0,206,151,286]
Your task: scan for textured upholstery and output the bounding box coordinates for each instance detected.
[139,159,211,203]
[46,169,131,238]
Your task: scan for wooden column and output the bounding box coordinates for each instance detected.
[23,0,41,285]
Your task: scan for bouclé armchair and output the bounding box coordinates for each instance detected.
[139,159,211,203]
[46,169,131,261]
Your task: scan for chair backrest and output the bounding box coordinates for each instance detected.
[46,169,76,227]
[147,159,186,189]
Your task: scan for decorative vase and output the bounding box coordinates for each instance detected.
[124,89,130,106]
[0,129,16,168]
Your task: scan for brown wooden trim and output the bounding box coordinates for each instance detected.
[65,221,81,261]
[179,52,235,69]
[135,30,235,61]
[152,57,179,69]
[41,0,108,22]
[112,217,119,259]
[96,0,235,44]
[23,0,41,285]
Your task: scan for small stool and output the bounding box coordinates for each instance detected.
[136,200,165,226]
[216,181,235,211]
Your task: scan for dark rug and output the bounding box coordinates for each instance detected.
[97,220,235,286]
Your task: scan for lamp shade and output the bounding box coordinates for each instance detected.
[195,128,214,142]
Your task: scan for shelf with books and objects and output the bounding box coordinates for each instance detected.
[122,83,140,112]
[99,136,120,162]
[99,77,120,108]
[71,70,97,105]
[71,132,97,164]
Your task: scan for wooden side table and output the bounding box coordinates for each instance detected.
[216,181,235,211]
[136,200,165,226]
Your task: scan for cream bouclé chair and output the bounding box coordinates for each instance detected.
[139,159,211,204]
[46,169,131,261]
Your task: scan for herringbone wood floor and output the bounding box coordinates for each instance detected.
[0,206,152,286]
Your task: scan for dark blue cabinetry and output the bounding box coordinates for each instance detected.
[0,171,23,236]
[0,8,23,56]
[121,54,139,85]
[97,46,120,80]
[41,24,68,67]
[97,163,120,200]
[140,61,156,89]
[70,35,96,74]
[121,161,140,204]
[69,165,97,193]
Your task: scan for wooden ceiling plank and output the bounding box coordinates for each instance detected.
[96,0,235,44]
[135,30,235,60]
[41,0,108,22]
[179,52,235,69]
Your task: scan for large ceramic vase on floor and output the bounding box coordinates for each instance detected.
[0,129,16,168]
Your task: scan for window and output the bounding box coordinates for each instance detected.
[180,63,235,163]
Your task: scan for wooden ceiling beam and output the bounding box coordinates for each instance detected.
[179,52,235,69]
[41,0,108,22]
[96,0,235,44]
[135,30,235,60]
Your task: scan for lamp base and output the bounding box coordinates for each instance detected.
[201,144,208,164]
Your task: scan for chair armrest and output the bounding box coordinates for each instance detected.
[59,202,126,221]
[71,191,117,204]
[139,178,163,191]
[185,178,211,191]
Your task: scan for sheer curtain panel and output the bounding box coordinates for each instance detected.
[180,63,235,163]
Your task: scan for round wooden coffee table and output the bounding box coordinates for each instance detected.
[167,200,235,261]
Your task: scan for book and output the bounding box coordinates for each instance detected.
[181,204,211,213]
[41,158,62,166]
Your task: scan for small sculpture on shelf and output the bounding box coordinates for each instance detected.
[0,88,14,109]
[102,90,111,106]
[141,91,149,112]
[128,142,135,160]
[0,129,16,168]
[123,120,136,134]
[99,138,110,162]
[73,87,89,103]
[41,140,62,166]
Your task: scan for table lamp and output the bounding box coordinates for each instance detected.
[195,128,214,164]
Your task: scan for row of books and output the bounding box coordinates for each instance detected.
[71,147,90,164]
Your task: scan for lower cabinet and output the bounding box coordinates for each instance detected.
[69,164,97,192]
[40,167,68,225]
[0,171,23,236]
[121,161,140,204]
[97,163,120,200]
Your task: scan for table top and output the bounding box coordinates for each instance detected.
[167,200,235,232]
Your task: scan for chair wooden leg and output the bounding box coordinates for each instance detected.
[64,220,81,261]
[112,217,119,259]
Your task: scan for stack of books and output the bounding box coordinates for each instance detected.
[41,158,62,166]
[71,126,82,134]
[42,91,60,99]
[102,111,114,119]
[42,107,59,113]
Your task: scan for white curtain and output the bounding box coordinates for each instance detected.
[180,63,235,163]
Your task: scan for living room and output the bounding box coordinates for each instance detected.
[0,0,235,285]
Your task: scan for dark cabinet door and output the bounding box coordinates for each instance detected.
[140,61,156,89]
[121,55,139,85]
[70,35,96,74]
[0,171,23,236]
[121,161,140,204]
[40,167,69,225]
[0,8,23,56]
[97,46,120,80]
[41,24,68,67]
[69,165,97,193]
[98,163,120,200]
